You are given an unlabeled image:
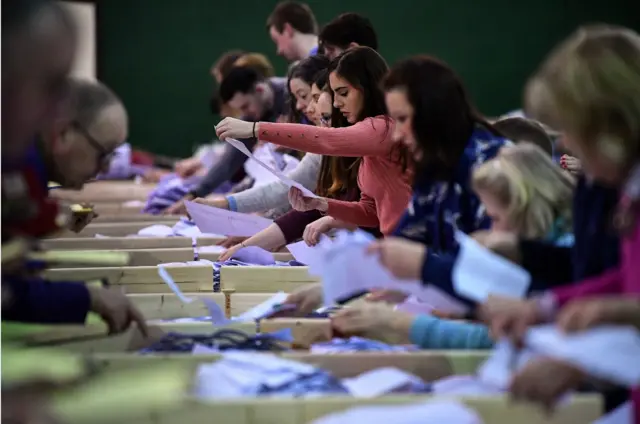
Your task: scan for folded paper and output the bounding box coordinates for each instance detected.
[185,200,272,237]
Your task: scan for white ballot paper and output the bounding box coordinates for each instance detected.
[478,325,640,390]
[315,230,431,307]
[226,138,317,198]
[452,231,531,302]
[185,200,272,237]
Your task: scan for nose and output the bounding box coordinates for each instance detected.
[333,99,341,109]
[296,99,306,111]
[391,126,404,143]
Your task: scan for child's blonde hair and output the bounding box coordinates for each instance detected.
[530,24,640,167]
[472,143,575,239]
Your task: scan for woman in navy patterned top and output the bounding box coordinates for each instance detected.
[368,56,509,303]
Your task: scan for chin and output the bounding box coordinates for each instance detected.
[346,116,356,124]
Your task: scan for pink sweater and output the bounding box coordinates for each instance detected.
[549,210,640,423]
[258,117,413,235]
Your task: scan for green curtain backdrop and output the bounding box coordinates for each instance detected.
[97,0,640,157]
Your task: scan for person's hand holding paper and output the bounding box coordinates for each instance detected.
[288,186,326,212]
[365,237,426,280]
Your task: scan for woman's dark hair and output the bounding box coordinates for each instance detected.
[383,55,502,181]
[312,69,329,90]
[329,46,407,169]
[314,86,360,198]
[286,54,330,124]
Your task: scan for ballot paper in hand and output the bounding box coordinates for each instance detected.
[526,325,640,387]
[226,138,317,198]
[316,230,429,307]
[184,200,272,237]
[452,231,531,302]
[285,238,328,275]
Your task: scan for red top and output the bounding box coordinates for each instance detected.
[258,117,413,235]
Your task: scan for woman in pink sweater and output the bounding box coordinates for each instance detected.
[481,25,640,420]
[215,47,412,235]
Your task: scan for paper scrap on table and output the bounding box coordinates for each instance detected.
[342,368,424,398]
[137,225,175,237]
[310,400,484,424]
[196,245,227,254]
[185,200,272,237]
[452,231,531,302]
[226,138,317,198]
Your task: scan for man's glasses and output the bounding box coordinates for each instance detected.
[70,121,114,167]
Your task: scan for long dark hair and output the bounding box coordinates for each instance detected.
[287,55,330,124]
[313,72,360,198]
[383,55,502,181]
[328,47,408,169]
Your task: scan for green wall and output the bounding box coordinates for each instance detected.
[97,0,640,157]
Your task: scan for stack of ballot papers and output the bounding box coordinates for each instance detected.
[192,352,431,398]
[310,400,484,424]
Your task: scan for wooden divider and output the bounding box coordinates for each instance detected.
[93,214,176,223]
[51,182,156,203]
[220,266,318,292]
[42,236,224,250]
[43,264,213,293]
[91,202,144,215]
[143,395,600,424]
[128,293,276,320]
[50,221,179,238]
[44,247,294,268]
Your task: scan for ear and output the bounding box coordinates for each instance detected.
[348,42,360,49]
[254,83,267,94]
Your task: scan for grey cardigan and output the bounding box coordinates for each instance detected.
[227,153,322,215]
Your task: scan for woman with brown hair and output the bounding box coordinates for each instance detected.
[218,70,380,261]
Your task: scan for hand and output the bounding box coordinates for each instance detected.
[366,237,426,280]
[218,243,244,262]
[303,216,333,246]
[88,286,148,336]
[478,296,544,344]
[163,197,190,215]
[215,117,255,141]
[332,302,414,342]
[474,230,521,264]
[365,289,409,304]
[69,204,97,233]
[283,282,323,316]
[193,196,229,210]
[217,236,248,248]
[557,297,640,333]
[288,187,328,212]
[174,158,203,178]
[509,357,584,413]
[560,155,582,175]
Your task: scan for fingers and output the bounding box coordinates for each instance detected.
[218,246,236,262]
[365,241,383,255]
[128,304,149,337]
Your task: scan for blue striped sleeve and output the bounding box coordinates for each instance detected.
[409,314,493,349]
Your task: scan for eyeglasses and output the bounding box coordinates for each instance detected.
[70,121,113,166]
